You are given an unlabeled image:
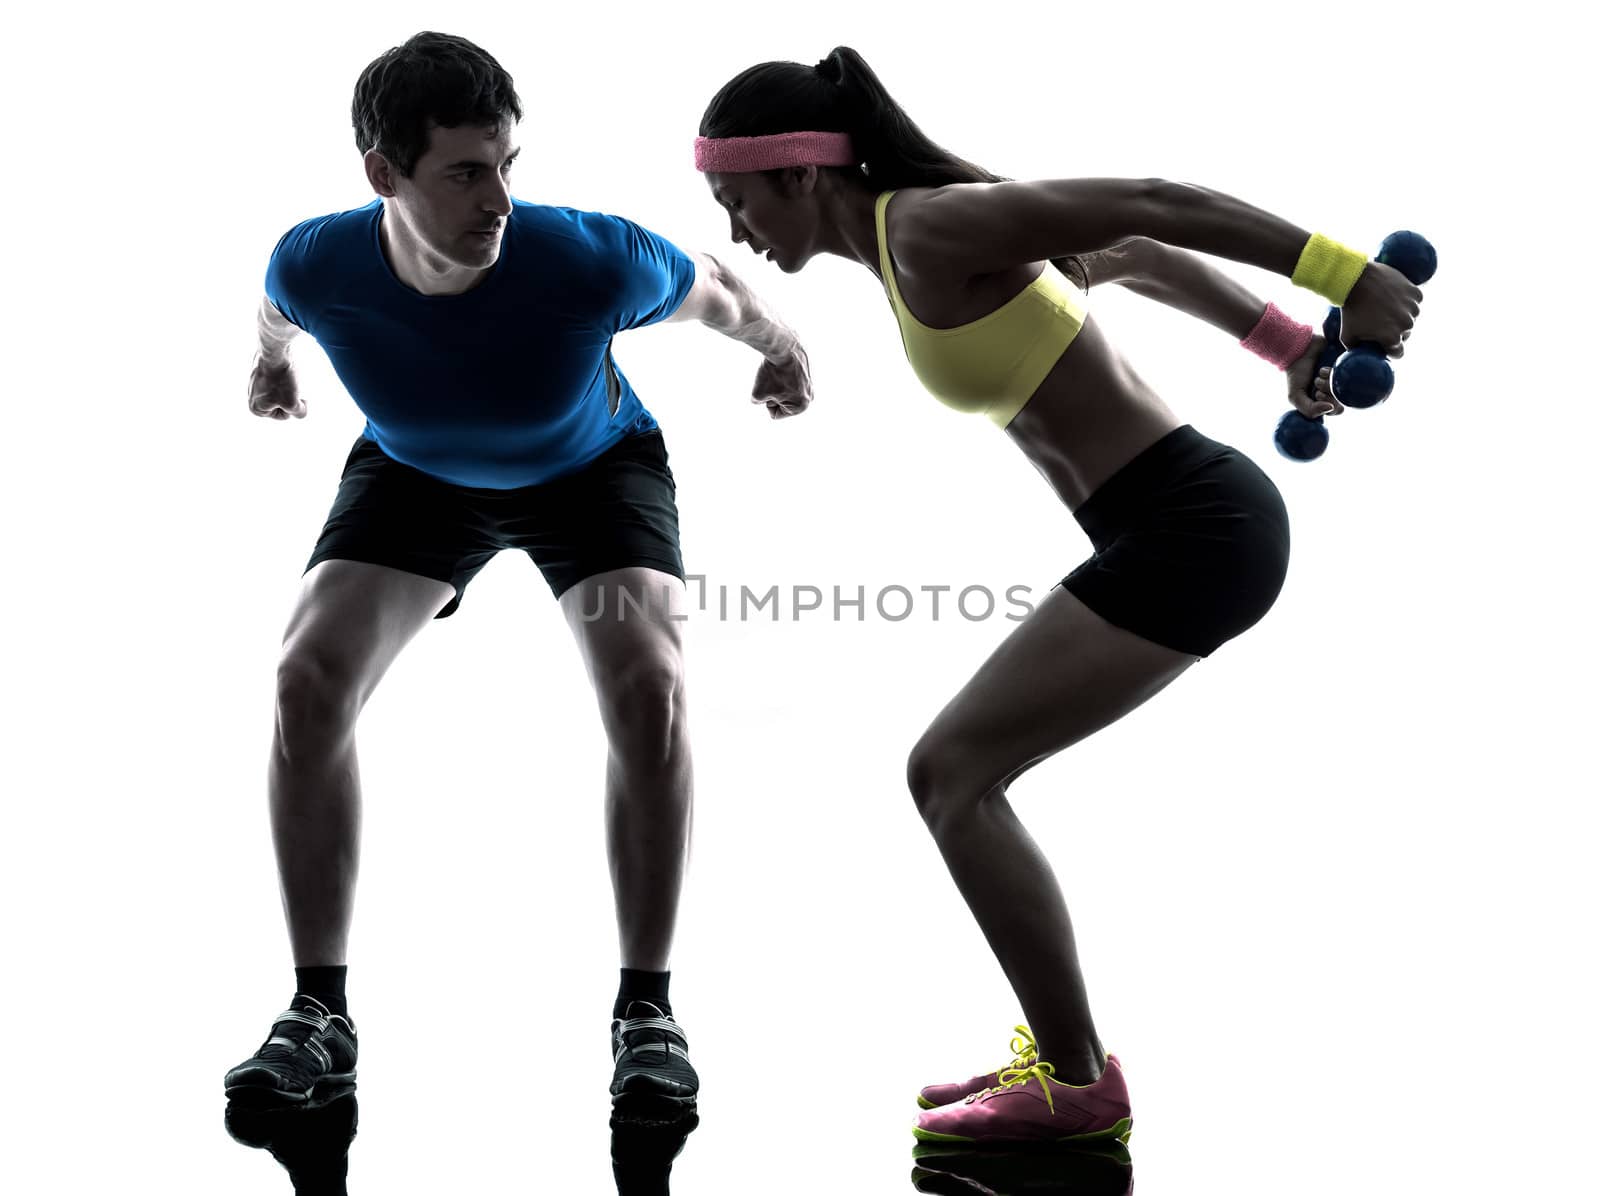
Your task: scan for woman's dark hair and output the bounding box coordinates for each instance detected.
[699,47,1087,287]
[352,32,523,177]
[699,47,1005,189]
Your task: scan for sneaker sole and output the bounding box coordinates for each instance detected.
[611,1079,698,1104]
[611,1095,700,1128]
[225,1070,357,1107]
[912,1116,1133,1148]
[611,1072,697,1100]
[611,1091,698,1126]
[912,1138,1133,1164]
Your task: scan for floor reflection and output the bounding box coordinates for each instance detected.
[223,1087,1135,1194]
[910,1139,1134,1195]
[611,1101,700,1195]
[222,1088,701,1194]
[224,1083,358,1194]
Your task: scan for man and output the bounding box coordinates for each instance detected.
[223,31,811,1112]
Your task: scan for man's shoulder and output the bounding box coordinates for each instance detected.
[508,198,654,250]
[266,200,381,321]
[273,199,382,263]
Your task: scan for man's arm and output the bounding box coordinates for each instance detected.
[256,295,302,369]
[663,251,811,418]
[248,295,306,419]
[666,252,798,360]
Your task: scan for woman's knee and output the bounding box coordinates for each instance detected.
[906,729,986,833]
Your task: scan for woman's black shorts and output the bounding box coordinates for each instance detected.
[1060,425,1291,657]
[305,430,684,618]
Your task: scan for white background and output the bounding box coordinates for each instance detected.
[3,1,1594,1192]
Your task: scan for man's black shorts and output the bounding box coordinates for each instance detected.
[305,430,684,618]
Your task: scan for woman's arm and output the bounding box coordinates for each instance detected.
[909,178,1421,354]
[919,179,1306,281]
[1054,237,1265,339]
[1054,239,1344,418]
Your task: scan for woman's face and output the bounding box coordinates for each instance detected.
[704,170,811,272]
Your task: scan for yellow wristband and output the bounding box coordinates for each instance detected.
[1291,233,1369,305]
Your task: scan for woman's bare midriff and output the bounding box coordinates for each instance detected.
[1002,315,1184,511]
[882,231,1184,512]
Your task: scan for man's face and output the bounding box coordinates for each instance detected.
[385,121,519,269]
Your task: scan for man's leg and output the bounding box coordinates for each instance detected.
[560,568,692,974]
[272,559,457,967]
[226,559,454,1105]
[560,568,698,1107]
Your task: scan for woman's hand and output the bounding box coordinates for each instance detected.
[1340,260,1422,357]
[1285,334,1342,419]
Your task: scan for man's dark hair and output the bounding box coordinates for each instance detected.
[352,32,523,177]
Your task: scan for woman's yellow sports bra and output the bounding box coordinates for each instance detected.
[875,190,1089,428]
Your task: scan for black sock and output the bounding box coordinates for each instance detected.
[614,968,671,1020]
[295,965,349,1018]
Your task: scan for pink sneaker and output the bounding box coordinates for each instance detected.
[913,1055,1133,1147]
[917,1026,1038,1110]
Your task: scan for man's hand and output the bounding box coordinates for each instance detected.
[750,342,812,419]
[1285,333,1342,419]
[1339,260,1422,358]
[248,353,305,420]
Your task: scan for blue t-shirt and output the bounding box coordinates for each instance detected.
[264,198,697,489]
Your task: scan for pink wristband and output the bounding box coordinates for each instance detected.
[1240,303,1315,370]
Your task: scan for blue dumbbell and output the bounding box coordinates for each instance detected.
[1273,231,1437,462]
[1273,308,1344,462]
[1330,231,1437,407]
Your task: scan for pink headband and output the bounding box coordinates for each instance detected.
[693,131,857,174]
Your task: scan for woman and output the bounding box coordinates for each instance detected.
[691,47,1420,1146]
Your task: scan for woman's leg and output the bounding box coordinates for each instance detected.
[908,585,1198,1084]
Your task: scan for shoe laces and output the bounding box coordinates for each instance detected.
[968,1060,1059,1114]
[612,1009,689,1065]
[613,1013,685,1042]
[1004,1025,1039,1071]
[262,1006,327,1047]
[953,1024,1040,1105]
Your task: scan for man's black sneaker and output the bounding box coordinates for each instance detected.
[224,994,358,1106]
[610,1000,698,1110]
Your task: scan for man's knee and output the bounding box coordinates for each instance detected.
[594,653,686,764]
[275,648,364,754]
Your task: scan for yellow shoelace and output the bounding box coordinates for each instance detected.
[1004,1025,1039,1071]
[964,1026,1057,1113]
[991,1061,1060,1114]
